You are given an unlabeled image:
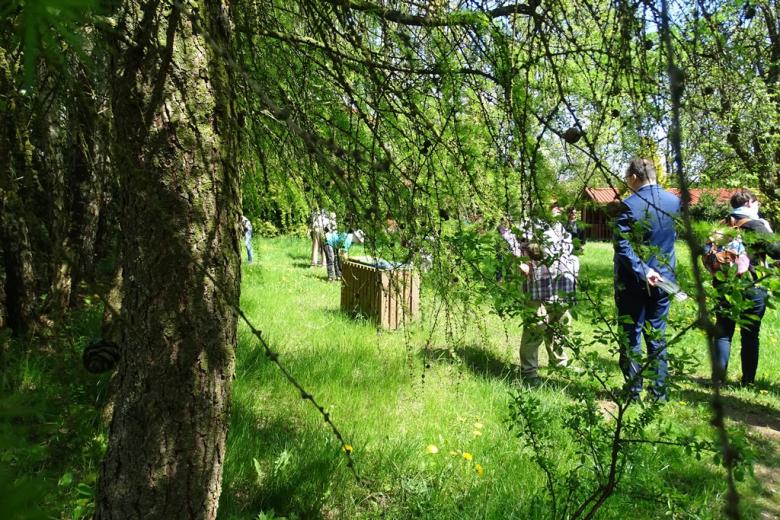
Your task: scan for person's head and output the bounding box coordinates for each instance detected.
[568,208,578,221]
[550,201,563,217]
[624,157,657,190]
[730,189,759,209]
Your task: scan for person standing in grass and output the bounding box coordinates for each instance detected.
[499,205,579,386]
[310,208,329,268]
[713,189,780,386]
[613,158,680,401]
[241,215,253,264]
[565,207,586,253]
[324,222,358,282]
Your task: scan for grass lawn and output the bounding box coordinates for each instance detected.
[219,237,780,519]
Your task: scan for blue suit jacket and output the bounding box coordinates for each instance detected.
[613,184,680,293]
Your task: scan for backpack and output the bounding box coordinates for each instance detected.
[701,217,752,276]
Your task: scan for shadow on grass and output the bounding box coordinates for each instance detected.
[222,400,341,519]
[422,344,515,381]
[420,344,622,400]
[675,383,780,429]
[682,374,780,397]
[0,306,107,519]
[674,384,780,516]
[286,251,312,263]
[320,308,379,329]
[744,432,780,517]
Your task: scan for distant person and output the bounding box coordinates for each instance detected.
[613,158,680,401]
[564,208,586,253]
[240,215,253,264]
[343,214,365,247]
[310,209,328,268]
[713,189,780,386]
[323,225,341,282]
[324,225,359,282]
[499,207,579,386]
[385,213,399,234]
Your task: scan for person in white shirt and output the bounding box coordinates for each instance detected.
[240,215,253,264]
[310,209,328,267]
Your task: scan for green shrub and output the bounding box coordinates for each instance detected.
[255,220,280,237]
[689,192,730,222]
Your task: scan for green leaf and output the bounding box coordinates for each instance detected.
[57,472,74,487]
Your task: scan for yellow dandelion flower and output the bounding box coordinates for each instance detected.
[342,444,353,454]
[427,445,439,454]
[473,430,482,437]
[678,401,688,406]
[462,452,473,461]
[475,464,485,476]
[474,422,483,429]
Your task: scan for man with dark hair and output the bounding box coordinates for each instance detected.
[713,189,780,386]
[730,189,756,210]
[613,157,680,401]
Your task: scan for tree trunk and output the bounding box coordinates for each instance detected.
[0,241,5,330]
[95,1,240,518]
[44,129,72,321]
[0,194,37,335]
[0,47,38,335]
[66,62,104,305]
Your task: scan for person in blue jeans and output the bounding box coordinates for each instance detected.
[324,226,358,282]
[613,158,680,401]
[714,189,780,386]
[241,215,253,264]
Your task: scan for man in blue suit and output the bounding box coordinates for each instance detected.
[613,158,680,401]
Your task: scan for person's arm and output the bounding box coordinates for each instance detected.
[498,225,531,274]
[743,220,780,259]
[341,232,352,250]
[613,203,658,284]
[498,225,522,257]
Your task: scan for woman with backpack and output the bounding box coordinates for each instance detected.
[711,189,780,386]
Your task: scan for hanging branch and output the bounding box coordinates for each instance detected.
[657,0,741,518]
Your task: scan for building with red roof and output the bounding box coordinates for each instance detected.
[580,187,741,240]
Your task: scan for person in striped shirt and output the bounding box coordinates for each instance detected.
[498,205,579,385]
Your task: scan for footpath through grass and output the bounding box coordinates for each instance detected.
[219,237,780,519]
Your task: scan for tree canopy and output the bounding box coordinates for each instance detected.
[3,1,780,518]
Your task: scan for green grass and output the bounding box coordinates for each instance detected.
[2,237,779,519]
[0,309,108,520]
[219,237,780,519]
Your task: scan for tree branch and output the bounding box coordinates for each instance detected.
[319,0,534,27]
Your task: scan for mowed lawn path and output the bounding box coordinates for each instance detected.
[218,237,780,519]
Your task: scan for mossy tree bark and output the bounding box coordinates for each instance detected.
[0,47,38,335]
[64,62,104,307]
[95,1,241,518]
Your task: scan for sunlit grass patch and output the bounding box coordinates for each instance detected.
[220,236,780,519]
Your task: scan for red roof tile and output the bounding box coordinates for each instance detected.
[583,187,740,206]
[583,187,620,204]
[668,188,739,205]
